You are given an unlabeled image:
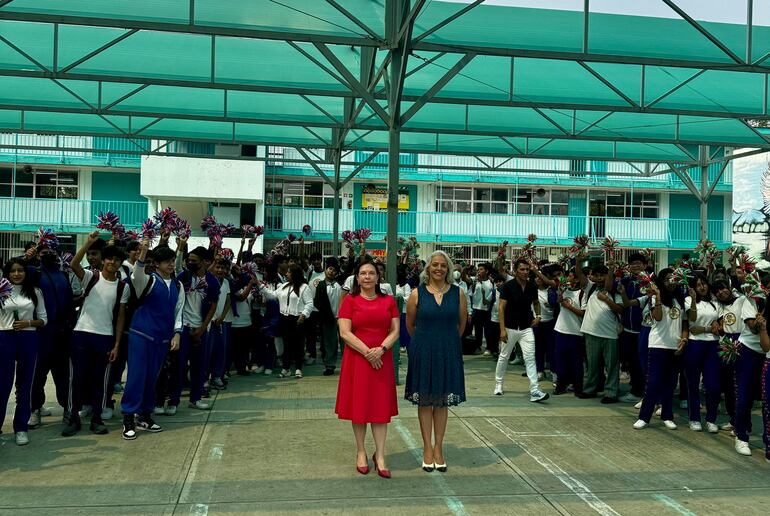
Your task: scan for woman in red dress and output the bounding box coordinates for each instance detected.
[335,260,400,478]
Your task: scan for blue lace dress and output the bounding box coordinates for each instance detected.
[404,284,466,407]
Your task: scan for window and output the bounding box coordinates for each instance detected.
[514,187,569,216]
[473,188,508,214]
[270,179,336,208]
[0,167,79,199]
[436,186,472,213]
[606,191,659,218]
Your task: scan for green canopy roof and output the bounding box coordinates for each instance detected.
[1,0,769,163]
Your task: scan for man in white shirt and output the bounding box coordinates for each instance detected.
[314,258,343,376]
[471,262,495,355]
[576,264,624,403]
[63,231,129,437]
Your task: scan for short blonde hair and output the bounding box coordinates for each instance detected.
[419,250,455,285]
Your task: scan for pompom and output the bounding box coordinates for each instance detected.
[186,276,208,294]
[0,278,13,308]
[111,223,126,241]
[527,233,537,243]
[287,233,297,243]
[242,262,259,279]
[600,236,620,259]
[569,234,590,258]
[355,228,372,242]
[96,211,120,231]
[37,227,59,250]
[242,224,256,236]
[59,251,74,272]
[125,230,139,241]
[141,219,159,241]
[219,223,236,237]
[174,218,191,238]
[254,225,264,237]
[154,207,179,230]
[218,248,234,262]
[302,224,312,236]
[200,215,217,231]
[719,336,740,364]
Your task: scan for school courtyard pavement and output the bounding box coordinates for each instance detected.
[2,354,769,516]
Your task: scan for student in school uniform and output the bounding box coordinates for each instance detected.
[576,264,624,404]
[230,272,258,376]
[714,280,745,431]
[27,241,73,428]
[487,274,504,360]
[633,268,687,430]
[208,254,232,390]
[63,231,129,437]
[553,268,585,395]
[617,253,648,403]
[733,291,765,456]
[120,240,183,439]
[756,304,770,463]
[470,262,495,355]
[0,259,47,446]
[315,258,343,376]
[304,252,326,365]
[259,264,314,379]
[169,241,220,412]
[683,273,721,433]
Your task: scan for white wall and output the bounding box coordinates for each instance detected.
[140,156,265,202]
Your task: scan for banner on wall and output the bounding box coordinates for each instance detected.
[361,185,410,211]
[732,149,770,267]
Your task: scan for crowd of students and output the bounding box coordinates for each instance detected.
[1,228,769,464]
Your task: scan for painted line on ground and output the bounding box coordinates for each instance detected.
[487,417,620,516]
[392,418,468,516]
[651,494,696,516]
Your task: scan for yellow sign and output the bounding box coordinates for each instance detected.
[362,186,409,211]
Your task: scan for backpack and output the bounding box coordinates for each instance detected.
[81,271,127,330]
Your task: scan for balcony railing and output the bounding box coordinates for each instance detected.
[265,207,733,248]
[0,197,147,232]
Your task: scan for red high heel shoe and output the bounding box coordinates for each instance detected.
[372,453,391,479]
[356,453,369,475]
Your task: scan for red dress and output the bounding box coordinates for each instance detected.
[335,294,400,424]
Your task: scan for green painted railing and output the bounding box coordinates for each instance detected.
[0,197,147,232]
[266,207,733,248]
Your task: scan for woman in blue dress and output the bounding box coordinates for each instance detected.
[405,250,467,473]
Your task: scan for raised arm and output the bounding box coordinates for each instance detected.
[72,230,100,282]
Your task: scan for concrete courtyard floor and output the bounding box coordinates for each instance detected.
[2,354,769,516]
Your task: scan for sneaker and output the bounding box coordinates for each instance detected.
[113,382,124,394]
[493,383,503,396]
[735,438,752,456]
[40,407,52,417]
[137,415,163,433]
[620,393,641,403]
[720,422,734,431]
[79,406,93,418]
[61,414,82,437]
[253,366,266,374]
[305,357,316,366]
[165,405,178,416]
[663,420,677,430]
[278,368,291,378]
[482,350,491,357]
[530,391,550,403]
[122,416,137,440]
[28,409,42,429]
[295,369,303,378]
[15,431,29,446]
[679,400,688,409]
[323,368,334,376]
[705,422,719,434]
[600,397,619,404]
[154,406,166,415]
[89,417,108,435]
[188,400,211,410]
[61,410,70,424]
[264,368,273,376]
[689,421,702,432]
[102,407,114,420]
[634,400,643,410]
[633,419,648,430]
[655,406,662,417]
[210,378,226,390]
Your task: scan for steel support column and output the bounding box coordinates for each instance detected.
[332,150,342,254]
[699,145,709,241]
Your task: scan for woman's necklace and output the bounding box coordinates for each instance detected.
[361,291,377,300]
[427,283,449,300]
